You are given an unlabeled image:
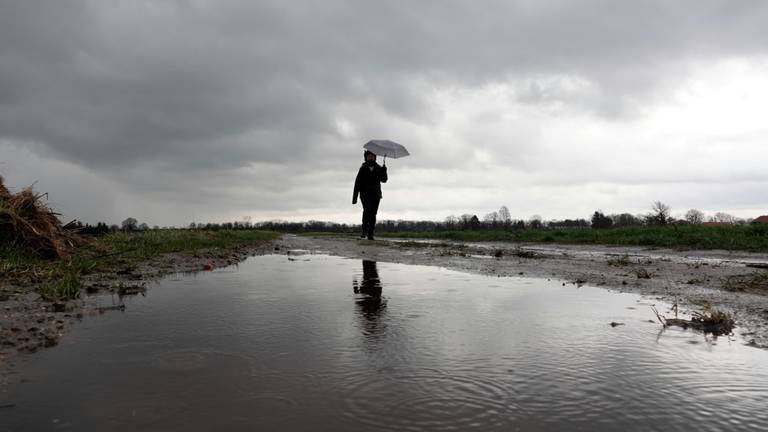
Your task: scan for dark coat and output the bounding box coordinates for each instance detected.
[353,162,388,202]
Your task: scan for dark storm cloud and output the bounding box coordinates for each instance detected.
[3,0,768,167]
[2,1,768,224]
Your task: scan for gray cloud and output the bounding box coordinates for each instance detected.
[2,1,768,224]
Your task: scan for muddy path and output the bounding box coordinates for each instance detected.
[278,234,768,348]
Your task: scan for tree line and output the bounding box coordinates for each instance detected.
[72,202,759,236]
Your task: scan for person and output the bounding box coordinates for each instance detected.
[353,150,388,240]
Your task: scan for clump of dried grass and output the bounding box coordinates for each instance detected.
[0,176,81,259]
[651,302,735,336]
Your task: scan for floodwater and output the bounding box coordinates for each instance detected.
[3,254,768,431]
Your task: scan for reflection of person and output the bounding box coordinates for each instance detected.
[353,260,386,323]
[352,151,388,240]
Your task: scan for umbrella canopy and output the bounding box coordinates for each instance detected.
[363,140,410,159]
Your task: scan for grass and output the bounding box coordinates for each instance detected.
[652,302,735,336]
[607,254,632,267]
[100,229,278,259]
[722,271,768,292]
[378,224,768,252]
[1,229,279,300]
[0,243,44,279]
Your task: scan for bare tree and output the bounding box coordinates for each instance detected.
[711,212,737,224]
[612,213,639,227]
[498,206,511,224]
[445,215,459,229]
[528,215,543,229]
[649,201,671,225]
[483,211,499,226]
[685,209,705,224]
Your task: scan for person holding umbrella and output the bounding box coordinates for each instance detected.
[353,140,410,240]
[353,150,388,240]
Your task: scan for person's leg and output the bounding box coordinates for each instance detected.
[367,198,380,239]
[361,196,370,238]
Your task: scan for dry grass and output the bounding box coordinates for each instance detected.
[651,303,735,336]
[0,176,81,259]
[722,271,768,293]
[607,254,631,267]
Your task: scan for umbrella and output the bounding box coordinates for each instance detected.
[363,140,410,165]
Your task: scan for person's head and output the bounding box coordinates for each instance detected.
[364,150,376,163]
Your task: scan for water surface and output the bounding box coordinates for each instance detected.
[3,254,768,431]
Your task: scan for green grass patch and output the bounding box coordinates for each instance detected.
[100,230,279,260]
[0,242,45,279]
[379,224,768,252]
[1,229,279,300]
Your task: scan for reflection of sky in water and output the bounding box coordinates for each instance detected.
[3,254,768,431]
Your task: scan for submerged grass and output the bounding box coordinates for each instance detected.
[1,230,279,300]
[378,224,768,252]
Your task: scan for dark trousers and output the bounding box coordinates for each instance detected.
[360,195,380,237]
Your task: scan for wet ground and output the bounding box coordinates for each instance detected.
[3,253,768,431]
[281,235,768,347]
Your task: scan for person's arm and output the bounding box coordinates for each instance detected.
[353,167,361,204]
[379,164,388,183]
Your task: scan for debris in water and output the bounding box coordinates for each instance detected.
[651,303,735,336]
[97,304,126,313]
[634,268,653,279]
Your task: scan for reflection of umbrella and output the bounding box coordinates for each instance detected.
[363,140,410,165]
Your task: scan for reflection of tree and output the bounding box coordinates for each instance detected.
[353,260,386,339]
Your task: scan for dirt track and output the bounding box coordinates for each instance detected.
[278,234,768,348]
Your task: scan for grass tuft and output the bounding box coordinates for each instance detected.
[607,254,632,267]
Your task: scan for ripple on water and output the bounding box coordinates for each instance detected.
[100,396,190,428]
[150,350,208,371]
[341,367,518,431]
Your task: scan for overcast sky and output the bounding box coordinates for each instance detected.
[2,1,768,226]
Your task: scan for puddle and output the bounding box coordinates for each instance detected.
[385,237,768,268]
[3,255,768,431]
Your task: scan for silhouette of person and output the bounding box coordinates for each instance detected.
[353,151,388,240]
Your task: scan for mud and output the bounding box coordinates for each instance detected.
[278,235,768,348]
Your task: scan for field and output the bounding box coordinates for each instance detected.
[378,224,768,252]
